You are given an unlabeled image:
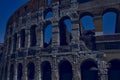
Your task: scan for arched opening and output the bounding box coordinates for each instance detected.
[8,38,11,54]
[59,60,73,80]
[10,64,14,80]
[80,14,96,50]
[27,62,35,80]
[77,0,92,3]
[41,61,52,80]
[17,63,22,80]
[44,8,53,19]
[81,59,98,80]
[4,65,8,80]
[108,59,120,80]
[102,9,118,34]
[43,21,52,48]
[13,33,17,52]
[10,27,13,35]
[30,25,37,47]
[20,29,25,48]
[0,67,3,80]
[59,16,72,46]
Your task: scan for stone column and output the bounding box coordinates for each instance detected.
[35,58,41,80]
[14,62,17,80]
[94,15,103,36]
[17,32,20,49]
[52,58,59,80]
[25,28,30,48]
[52,19,60,51]
[7,63,10,80]
[72,60,81,80]
[22,59,27,80]
[40,22,44,47]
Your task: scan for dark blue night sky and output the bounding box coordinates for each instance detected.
[0,0,117,43]
[0,0,29,43]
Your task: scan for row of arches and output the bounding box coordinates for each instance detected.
[5,59,120,80]
[8,8,119,52]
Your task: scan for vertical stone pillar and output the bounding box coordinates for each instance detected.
[25,29,30,48]
[35,58,41,80]
[72,59,81,80]
[14,62,17,80]
[52,58,59,80]
[18,32,21,48]
[40,22,44,47]
[52,19,60,48]
[7,63,10,80]
[22,59,27,80]
[94,15,103,36]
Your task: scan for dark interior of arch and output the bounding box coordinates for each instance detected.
[13,33,17,52]
[30,25,37,47]
[10,64,14,80]
[4,65,8,80]
[0,67,3,80]
[59,17,72,46]
[81,60,98,80]
[77,0,92,3]
[41,61,51,80]
[20,29,25,48]
[10,27,13,34]
[108,59,120,80]
[17,63,22,80]
[8,38,11,54]
[59,60,73,80]
[43,22,52,48]
[27,62,35,80]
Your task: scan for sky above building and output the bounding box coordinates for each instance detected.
[0,0,29,43]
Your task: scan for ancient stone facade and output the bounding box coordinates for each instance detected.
[1,0,120,80]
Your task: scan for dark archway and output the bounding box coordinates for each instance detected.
[108,59,120,80]
[20,29,25,48]
[4,65,8,80]
[102,8,118,34]
[13,33,17,52]
[81,59,98,80]
[27,62,35,80]
[30,25,37,47]
[17,63,22,80]
[59,60,73,80]
[41,61,52,80]
[59,16,72,46]
[43,21,52,48]
[8,38,11,54]
[10,64,14,80]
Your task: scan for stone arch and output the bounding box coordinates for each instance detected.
[80,12,95,31]
[30,25,37,47]
[102,8,119,34]
[58,60,73,80]
[43,21,52,48]
[80,59,98,80]
[41,61,52,80]
[80,12,96,50]
[108,59,120,80]
[44,8,53,19]
[27,62,35,80]
[9,64,14,80]
[17,63,23,80]
[13,33,17,52]
[20,29,25,48]
[59,16,72,46]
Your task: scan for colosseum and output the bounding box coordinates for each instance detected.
[0,0,120,80]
